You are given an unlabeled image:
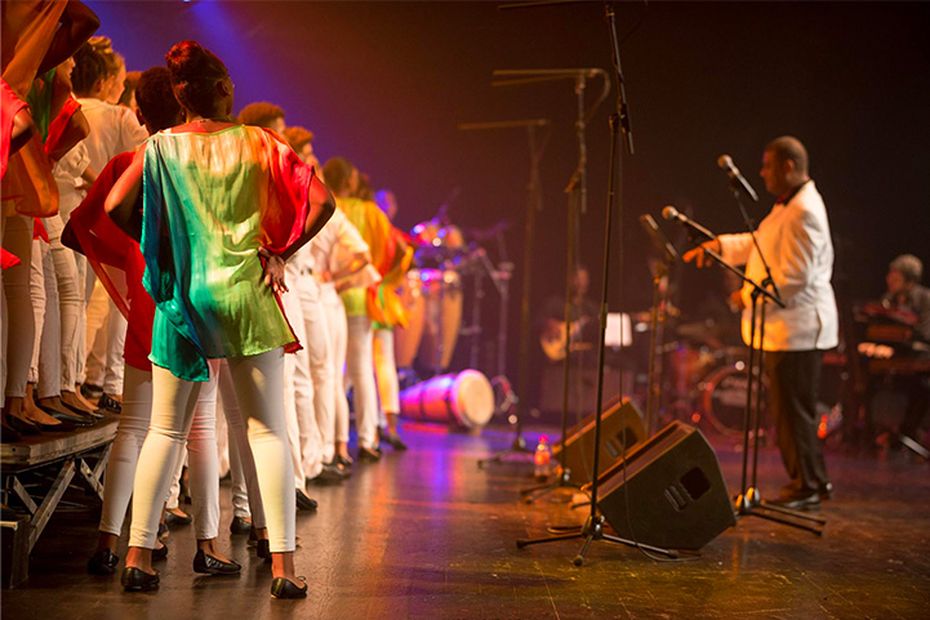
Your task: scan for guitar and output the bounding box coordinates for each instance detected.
[540,317,592,362]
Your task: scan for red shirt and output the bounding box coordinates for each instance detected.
[69,151,155,371]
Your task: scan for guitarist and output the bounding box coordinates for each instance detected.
[540,264,599,363]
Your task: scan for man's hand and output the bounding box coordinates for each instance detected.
[682,239,722,269]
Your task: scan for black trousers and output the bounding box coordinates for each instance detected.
[764,349,829,492]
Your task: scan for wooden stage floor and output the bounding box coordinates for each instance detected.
[2,422,929,619]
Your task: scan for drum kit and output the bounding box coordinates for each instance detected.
[395,210,514,431]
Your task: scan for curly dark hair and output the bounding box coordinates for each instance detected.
[238,101,285,128]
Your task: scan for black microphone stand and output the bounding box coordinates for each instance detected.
[516,3,677,564]
[460,118,550,468]
[721,183,826,535]
[514,69,609,503]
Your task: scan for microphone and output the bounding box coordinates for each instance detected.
[661,205,716,242]
[717,154,759,202]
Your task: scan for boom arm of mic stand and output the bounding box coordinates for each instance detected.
[702,245,785,309]
[727,187,784,305]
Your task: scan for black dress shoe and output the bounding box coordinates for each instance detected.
[295,489,318,512]
[819,481,834,500]
[152,542,168,561]
[121,566,159,591]
[270,576,308,599]
[193,549,241,575]
[256,539,272,562]
[357,446,382,463]
[770,490,821,511]
[335,454,353,468]
[87,549,120,575]
[230,516,252,535]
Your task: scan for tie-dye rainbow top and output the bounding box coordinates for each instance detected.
[140,124,313,381]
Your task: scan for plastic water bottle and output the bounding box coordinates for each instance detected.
[534,435,552,480]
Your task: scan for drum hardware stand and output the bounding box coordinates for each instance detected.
[459,118,549,467]
[513,2,677,563]
[639,214,679,435]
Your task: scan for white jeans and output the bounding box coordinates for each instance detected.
[218,360,266,528]
[346,313,380,449]
[2,215,34,399]
[321,283,349,448]
[127,349,294,552]
[117,363,220,540]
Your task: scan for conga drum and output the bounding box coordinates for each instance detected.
[418,269,463,371]
[399,370,494,429]
[393,269,426,368]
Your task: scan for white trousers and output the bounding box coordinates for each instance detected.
[127,349,294,552]
[346,313,380,449]
[218,360,266,527]
[296,275,331,470]
[373,328,400,416]
[46,214,81,390]
[2,215,34,399]
[113,364,220,549]
[29,237,60,398]
[83,279,109,386]
[321,283,350,446]
[281,271,313,488]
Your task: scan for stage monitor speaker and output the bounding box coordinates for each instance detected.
[553,398,646,486]
[594,421,735,550]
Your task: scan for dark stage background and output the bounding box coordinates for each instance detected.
[87,0,930,395]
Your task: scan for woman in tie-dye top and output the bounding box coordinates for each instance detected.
[105,41,333,599]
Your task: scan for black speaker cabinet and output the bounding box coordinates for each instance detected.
[553,398,646,485]
[595,421,735,550]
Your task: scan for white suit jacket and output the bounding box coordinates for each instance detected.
[718,180,838,352]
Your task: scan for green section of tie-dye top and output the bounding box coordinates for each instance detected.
[140,125,306,381]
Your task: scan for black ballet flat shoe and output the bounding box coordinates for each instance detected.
[270,576,308,599]
[81,383,103,401]
[334,454,353,468]
[383,432,408,452]
[193,549,241,575]
[357,446,382,463]
[256,539,271,562]
[295,489,318,512]
[6,413,40,436]
[307,462,347,486]
[87,549,120,575]
[231,516,252,536]
[157,522,169,540]
[152,542,169,561]
[121,566,159,592]
[31,416,76,432]
[97,393,122,415]
[44,408,94,428]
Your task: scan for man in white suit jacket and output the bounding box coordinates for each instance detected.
[686,136,837,509]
